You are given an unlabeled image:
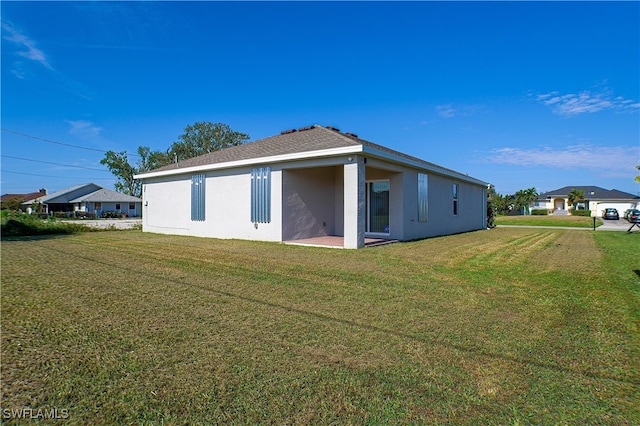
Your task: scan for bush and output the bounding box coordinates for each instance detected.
[1,212,90,237]
[530,209,549,215]
[570,210,592,216]
[102,211,126,218]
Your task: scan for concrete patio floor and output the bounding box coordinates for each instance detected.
[284,236,398,249]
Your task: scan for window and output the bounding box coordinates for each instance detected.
[251,167,271,223]
[95,202,101,209]
[115,203,121,210]
[129,203,135,210]
[453,184,459,215]
[366,181,390,233]
[191,174,205,221]
[418,173,428,222]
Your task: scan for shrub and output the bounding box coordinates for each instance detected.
[1,212,90,237]
[530,209,549,215]
[75,211,97,219]
[102,211,124,218]
[570,210,592,216]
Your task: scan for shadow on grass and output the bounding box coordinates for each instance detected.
[55,249,640,387]
[634,270,640,278]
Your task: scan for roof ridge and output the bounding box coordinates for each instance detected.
[313,125,364,145]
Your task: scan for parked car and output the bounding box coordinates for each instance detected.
[623,209,633,220]
[602,208,619,220]
[625,209,640,223]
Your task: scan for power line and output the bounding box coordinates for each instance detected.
[1,155,110,172]
[0,169,115,181]
[1,128,140,157]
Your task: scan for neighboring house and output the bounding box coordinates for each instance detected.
[135,124,489,249]
[1,189,47,211]
[534,186,640,217]
[24,183,142,217]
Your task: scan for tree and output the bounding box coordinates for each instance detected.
[514,187,538,215]
[100,150,140,197]
[567,188,585,209]
[1,196,23,211]
[101,121,249,197]
[168,122,249,163]
[635,163,640,184]
[487,186,511,215]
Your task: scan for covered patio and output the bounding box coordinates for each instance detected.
[284,236,398,249]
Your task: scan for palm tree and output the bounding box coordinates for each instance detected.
[514,188,538,215]
[567,188,585,210]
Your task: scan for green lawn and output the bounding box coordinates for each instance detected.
[1,229,638,424]
[495,214,600,228]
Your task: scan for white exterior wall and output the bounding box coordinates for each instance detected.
[139,154,487,246]
[282,166,340,241]
[401,171,486,240]
[344,156,365,248]
[594,201,639,217]
[142,168,282,241]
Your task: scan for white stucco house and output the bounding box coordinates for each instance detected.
[24,183,142,217]
[534,186,640,216]
[134,125,489,249]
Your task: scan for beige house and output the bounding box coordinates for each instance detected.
[534,186,640,216]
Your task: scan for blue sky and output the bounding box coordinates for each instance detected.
[2,1,639,196]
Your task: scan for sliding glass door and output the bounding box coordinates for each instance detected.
[366,181,390,234]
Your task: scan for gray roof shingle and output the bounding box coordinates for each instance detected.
[146,125,481,183]
[70,188,141,203]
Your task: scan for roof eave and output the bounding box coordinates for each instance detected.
[361,145,488,186]
[134,145,365,180]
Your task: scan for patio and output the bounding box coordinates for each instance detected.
[284,236,398,249]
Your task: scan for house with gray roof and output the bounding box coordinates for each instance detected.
[135,125,489,248]
[25,183,142,217]
[534,186,640,217]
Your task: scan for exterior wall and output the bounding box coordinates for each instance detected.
[142,168,282,241]
[594,201,639,217]
[140,154,487,246]
[282,166,339,241]
[404,172,486,240]
[344,157,365,248]
[78,202,141,217]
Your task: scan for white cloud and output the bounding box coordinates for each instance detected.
[536,89,639,116]
[435,103,485,119]
[487,144,639,177]
[1,21,52,70]
[66,120,103,139]
[436,104,456,118]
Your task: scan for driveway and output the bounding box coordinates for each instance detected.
[597,218,640,232]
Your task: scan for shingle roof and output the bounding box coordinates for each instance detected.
[145,125,482,184]
[70,188,141,203]
[151,125,362,173]
[23,183,141,204]
[538,186,639,200]
[1,190,45,203]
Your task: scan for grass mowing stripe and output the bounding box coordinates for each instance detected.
[2,230,638,424]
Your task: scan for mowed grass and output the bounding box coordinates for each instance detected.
[495,214,600,228]
[1,229,639,424]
